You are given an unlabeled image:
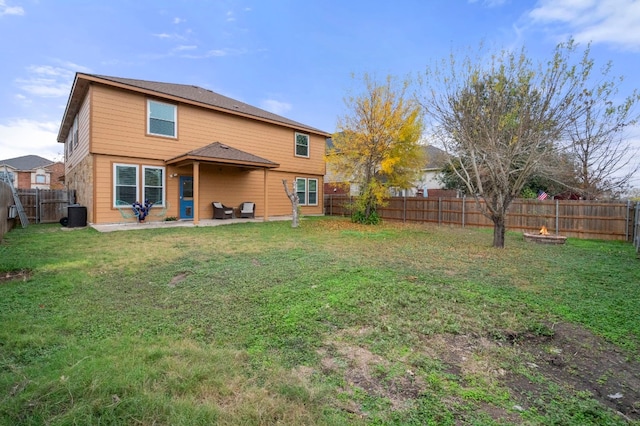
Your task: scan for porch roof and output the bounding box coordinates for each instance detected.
[165,142,280,169]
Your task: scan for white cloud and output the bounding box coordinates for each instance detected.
[0,119,62,161]
[52,60,91,74]
[0,0,24,16]
[152,32,187,41]
[173,45,197,52]
[181,47,247,59]
[26,65,74,78]
[15,65,75,98]
[173,17,185,24]
[468,0,508,7]
[261,99,292,115]
[529,0,640,50]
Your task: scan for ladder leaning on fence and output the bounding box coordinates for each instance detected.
[1,165,28,228]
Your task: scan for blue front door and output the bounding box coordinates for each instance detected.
[179,176,194,219]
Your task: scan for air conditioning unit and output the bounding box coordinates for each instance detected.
[8,205,17,219]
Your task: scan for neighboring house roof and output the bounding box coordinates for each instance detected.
[423,145,447,170]
[166,142,280,169]
[325,138,448,171]
[0,155,53,170]
[58,73,330,143]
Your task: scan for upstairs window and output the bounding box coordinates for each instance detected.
[35,174,46,184]
[295,132,309,157]
[148,100,177,138]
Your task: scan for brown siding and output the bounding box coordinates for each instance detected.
[83,83,326,224]
[65,91,91,174]
[90,85,325,175]
[94,155,174,224]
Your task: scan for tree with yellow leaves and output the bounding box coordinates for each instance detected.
[327,74,425,224]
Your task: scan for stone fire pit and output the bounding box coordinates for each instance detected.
[523,226,567,245]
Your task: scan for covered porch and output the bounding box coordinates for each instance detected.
[165,142,279,225]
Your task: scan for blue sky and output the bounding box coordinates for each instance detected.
[1,0,639,185]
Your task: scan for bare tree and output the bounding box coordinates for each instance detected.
[419,40,601,248]
[282,179,299,228]
[565,76,640,199]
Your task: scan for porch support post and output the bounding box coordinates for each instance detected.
[263,168,269,221]
[193,161,200,225]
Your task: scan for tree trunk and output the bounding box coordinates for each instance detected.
[492,214,506,248]
[282,179,299,228]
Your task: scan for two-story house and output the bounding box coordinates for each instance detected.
[57,73,330,225]
[0,155,64,190]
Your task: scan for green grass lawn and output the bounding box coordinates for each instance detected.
[1,218,638,425]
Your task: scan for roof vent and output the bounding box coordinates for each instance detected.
[220,144,229,149]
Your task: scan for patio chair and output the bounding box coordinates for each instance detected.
[238,202,255,218]
[212,202,234,219]
[115,200,140,222]
[151,201,169,219]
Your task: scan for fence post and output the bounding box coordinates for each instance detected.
[35,187,39,224]
[555,199,559,236]
[438,197,442,226]
[462,195,465,228]
[403,193,407,223]
[625,200,630,241]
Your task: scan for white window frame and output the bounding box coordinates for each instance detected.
[294,132,309,158]
[295,177,318,206]
[147,99,177,138]
[142,165,166,207]
[113,163,139,206]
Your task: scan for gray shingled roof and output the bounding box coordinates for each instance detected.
[167,142,279,168]
[423,145,448,169]
[0,155,53,170]
[326,137,448,170]
[90,74,328,135]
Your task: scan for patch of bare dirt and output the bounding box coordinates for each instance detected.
[0,269,30,284]
[168,272,189,287]
[317,323,639,423]
[503,322,640,421]
[421,323,640,422]
[318,338,424,415]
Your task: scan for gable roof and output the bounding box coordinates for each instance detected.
[326,137,448,170]
[166,142,279,169]
[58,73,330,143]
[0,155,53,170]
[423,145,448,170]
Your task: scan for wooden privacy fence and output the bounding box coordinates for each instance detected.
[17,189,76,224]
[325,195,638,242]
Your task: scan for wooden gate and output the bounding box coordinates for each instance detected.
[17,189,76,224]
